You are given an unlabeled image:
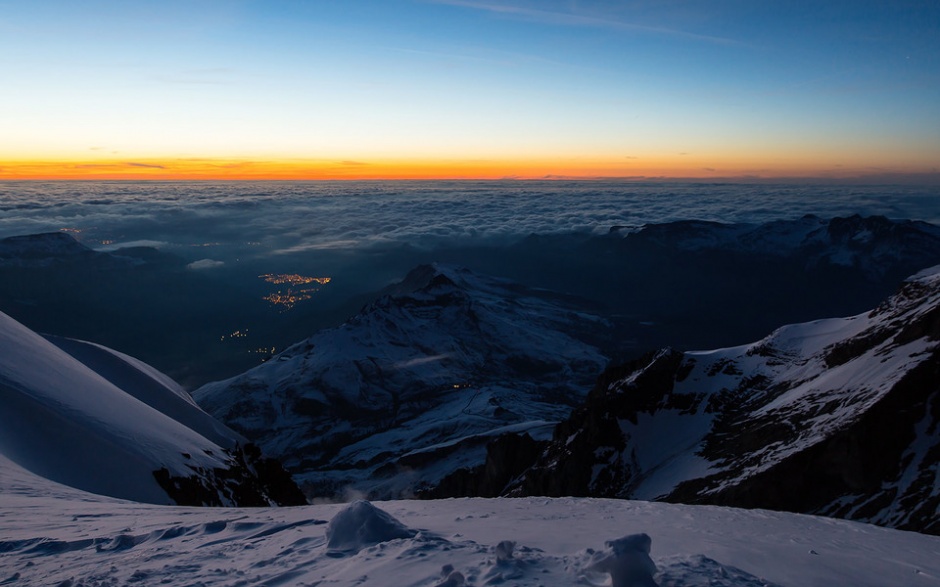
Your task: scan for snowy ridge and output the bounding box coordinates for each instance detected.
[195,263,613,498]
[509,266,940,534]
[45,335,239,447]
[0,310,303,506]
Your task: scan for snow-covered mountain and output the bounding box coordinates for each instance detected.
[614,214,940,279]
[194,263,614,498]
[477,265,940,534]
[0,309,304,506]
[0,232,122,267]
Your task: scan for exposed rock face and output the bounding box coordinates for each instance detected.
[488,266,940,535]
[194,264,614,499]
[154,443,307,507]
[420,433,546,499]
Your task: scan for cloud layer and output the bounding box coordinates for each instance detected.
[1,181,938,264]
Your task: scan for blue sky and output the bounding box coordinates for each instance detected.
[1,0,938,179]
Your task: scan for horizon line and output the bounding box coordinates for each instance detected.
[2,174,939,185]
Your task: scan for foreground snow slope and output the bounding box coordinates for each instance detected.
[0,310,303,506]
[2,457,939,587]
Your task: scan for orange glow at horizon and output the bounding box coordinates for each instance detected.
[0,156,935,182]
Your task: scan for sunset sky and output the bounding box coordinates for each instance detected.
[1,0,938,180]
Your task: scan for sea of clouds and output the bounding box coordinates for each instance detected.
[2,181,939,263]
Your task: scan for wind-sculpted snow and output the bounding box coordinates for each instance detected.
[508,265,940,534]
[195,263,613,498]
[3,459,940,587]
[0,310,303,506]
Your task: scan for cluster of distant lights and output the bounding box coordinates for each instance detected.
[58,227,118,246]
[215,273,333,362]
[260,273,332,286]
[55,234,322,362]
[249,346,278,361]
[259,273,332,311]
[218,330,277,361]
[220,329,249,341]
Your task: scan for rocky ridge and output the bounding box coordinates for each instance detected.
[461,265,940,534]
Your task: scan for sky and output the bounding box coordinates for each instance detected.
[1,0,938,180]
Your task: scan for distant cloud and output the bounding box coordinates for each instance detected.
[427,0,740,45]
[97,240,167,252]
[187,259,225,270]
[74,162,167,170]
[703,167,716,172]
[126,162,166,169]
[339,161,368,166]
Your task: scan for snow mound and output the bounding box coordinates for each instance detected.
[582,533,658,587]
[325,500,417,553]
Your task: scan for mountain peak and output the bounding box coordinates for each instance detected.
[386,263,463,296]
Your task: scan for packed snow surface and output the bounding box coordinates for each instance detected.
[3,457,940,587]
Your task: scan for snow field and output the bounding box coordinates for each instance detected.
[3,459,940,587]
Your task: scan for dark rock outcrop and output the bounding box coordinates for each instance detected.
[154,443,307,507]
[419,433,546,499]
